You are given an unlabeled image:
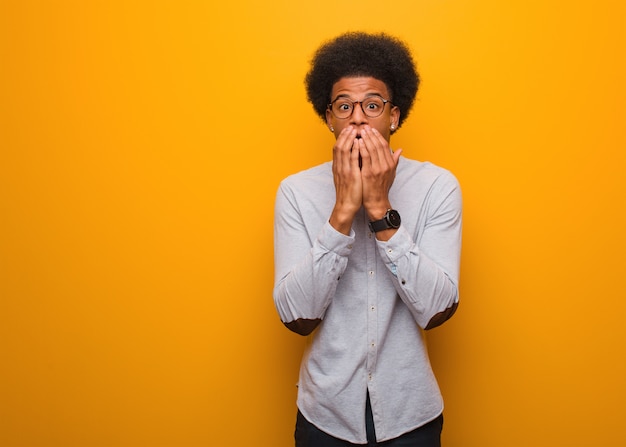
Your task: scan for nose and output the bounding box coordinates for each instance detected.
[350,102,368,125]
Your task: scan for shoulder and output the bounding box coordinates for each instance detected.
[278,162,333,194]
[397,157,460,191]
[393,157,462,226]
[275,162,335,214]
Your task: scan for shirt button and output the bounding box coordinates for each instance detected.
[401,279,406,285]
[347,244,353,249]
[369,271,374,276]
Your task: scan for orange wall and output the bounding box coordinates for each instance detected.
[1,1,624,446]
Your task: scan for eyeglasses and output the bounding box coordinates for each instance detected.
[327,95,392,119]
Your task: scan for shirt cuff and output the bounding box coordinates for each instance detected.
[317,221,356,257]
[376,225,414,264]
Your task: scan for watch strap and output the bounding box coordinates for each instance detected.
[368,209,400,233]
[369,217,391,232]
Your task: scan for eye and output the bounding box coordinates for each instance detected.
[337,102,352,111]
[364,99,382,110]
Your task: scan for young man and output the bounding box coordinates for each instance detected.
[273,32,462,446]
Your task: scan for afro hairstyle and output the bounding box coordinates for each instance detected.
[305,32,419,132]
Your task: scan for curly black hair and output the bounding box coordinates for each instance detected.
[305,32,420,132]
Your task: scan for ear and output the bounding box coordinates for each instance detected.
[390,106,400,130]
[325,108,334,132]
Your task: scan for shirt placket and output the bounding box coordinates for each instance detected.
[365,221,379,388]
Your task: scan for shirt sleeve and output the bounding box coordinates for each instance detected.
[273,181,355,335]
[376,172,462,330]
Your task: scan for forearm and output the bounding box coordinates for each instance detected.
[376,188,462,329]
[382,234,460,329]
[274,221,354,335]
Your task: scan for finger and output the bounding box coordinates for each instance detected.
[356,137,372,171]
[369,127,393,163]
[360,127,386,169]
[350,137,361,169]
[333,127,356,170]
[391,147,402,164]
[339,126,356,148]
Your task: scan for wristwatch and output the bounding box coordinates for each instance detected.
[368,209,401,233]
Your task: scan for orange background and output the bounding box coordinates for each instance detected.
[1,1,625,446]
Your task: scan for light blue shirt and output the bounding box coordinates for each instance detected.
[273,156,462,443]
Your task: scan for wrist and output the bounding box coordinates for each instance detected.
[329,206,358,235]
[364,202,392,221]
[368,209,401,234]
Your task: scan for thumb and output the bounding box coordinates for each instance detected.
[392,147,402,162]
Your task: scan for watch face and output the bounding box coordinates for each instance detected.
[388,210,401,228]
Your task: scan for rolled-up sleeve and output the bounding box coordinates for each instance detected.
[273,181,355,335]
[377,173,462,329]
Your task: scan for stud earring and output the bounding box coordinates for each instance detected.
[330,126,334,132]
[390,124,395,130]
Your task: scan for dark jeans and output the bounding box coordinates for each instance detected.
[295,395,443,447]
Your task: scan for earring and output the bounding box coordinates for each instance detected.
[330,126,334,132]
[390,124,395,130]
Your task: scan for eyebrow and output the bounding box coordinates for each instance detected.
[330,93,385,102]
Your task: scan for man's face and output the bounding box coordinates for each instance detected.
[325,76,400,142]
